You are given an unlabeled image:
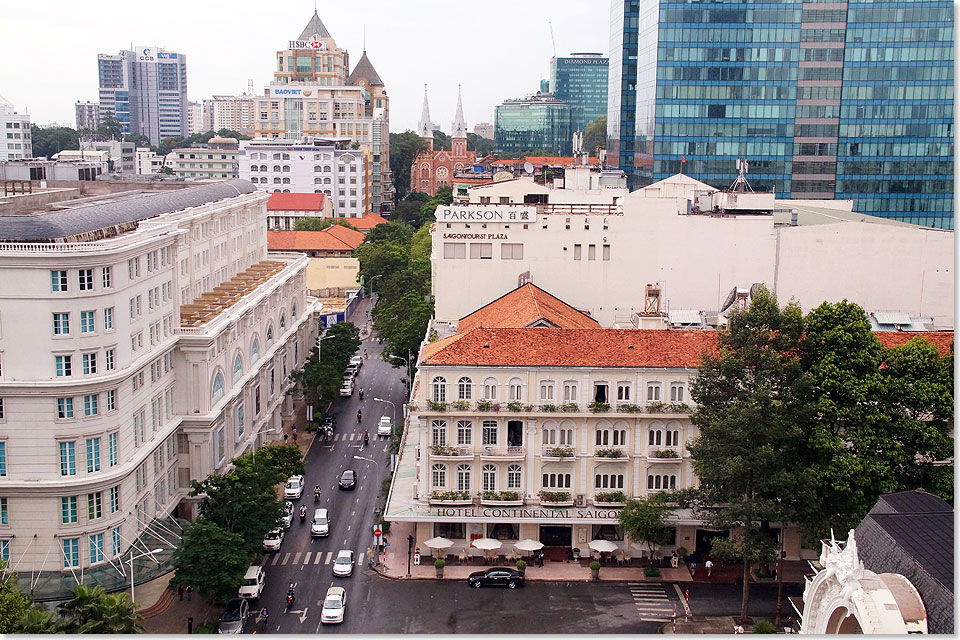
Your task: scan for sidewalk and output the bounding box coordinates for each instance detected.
[138,573,222,634]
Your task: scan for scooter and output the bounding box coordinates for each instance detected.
[285,588,295,611]
[363,432,369,447]
[357,409,362,423]
[299,505,307,523]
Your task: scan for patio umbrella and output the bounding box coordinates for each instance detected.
[514,539,544,552]
[588,539,619,553]
[471,538,503,551]
[423,536,454,549]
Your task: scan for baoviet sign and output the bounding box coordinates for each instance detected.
[436,206,534,223]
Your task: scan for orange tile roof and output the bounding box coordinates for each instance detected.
[267,192,327,211]
[458,283,600,332]
[349,213,389,230]
[421,328,720,368]
[266,228,363,252]
[874,331,954,354]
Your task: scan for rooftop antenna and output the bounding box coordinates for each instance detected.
[363,27,366,53]
[729,158,754,192]
[549,21,557,57]
[246,79,253,95]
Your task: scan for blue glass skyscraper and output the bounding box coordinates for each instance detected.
[608,0,954,228]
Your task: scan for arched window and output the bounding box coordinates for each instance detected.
[233,353,243,383]
[324,166,331,172]
[250,165,259,172]
[314,177,322,184]
[432,376,447,403]
[211,373,224,404]
[314,165,322,172]
[456,464,472,492]
[507,377,523,402]
[266,326,274,347]
[282,177,291,184]
[273,165,281,172]
[282,165,290,172]
[259,164,267,171]
[457,377,472,400]
[431,463,446,488]
[507,464,522,489]
[481,464,497,492]
[482,377,498,400]
[279,313,286,330]
[420,165,430,178]
[431,419,447,446]
[272,153,280,160]
[273,177,281,184]
[251,338,260,362]
[291,303,297,319]
[323,177,331,184]
[282,153,290,160]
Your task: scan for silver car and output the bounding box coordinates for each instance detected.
[217,597,249,634]
[332,550,354,577]
[262,528,284,552]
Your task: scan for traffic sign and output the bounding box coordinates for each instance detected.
[373,524,382,540]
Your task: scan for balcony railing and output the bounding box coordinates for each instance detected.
[646,448,683,462]
[413,400,693,416]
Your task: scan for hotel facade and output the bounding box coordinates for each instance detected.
[0,181,320,597]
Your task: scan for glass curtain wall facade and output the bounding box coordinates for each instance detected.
[494,97,572,155]
[608,0,954,228]
[550,55,610,134]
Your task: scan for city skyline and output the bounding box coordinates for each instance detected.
[0,1,608,135]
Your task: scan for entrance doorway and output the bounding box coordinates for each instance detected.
[539,525,572,562]
[695,529,726,561]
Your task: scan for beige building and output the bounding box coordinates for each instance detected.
[165,138,239,180]
[305,256,361,291]
[202,95,256,136]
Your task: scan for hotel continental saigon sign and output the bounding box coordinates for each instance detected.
[436,205,535,223]
[431,505,623,522]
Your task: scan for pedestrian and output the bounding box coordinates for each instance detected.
[690,561,697,576]
[538,550,544,568]
[260,606,269,629]
[292,425,297,442]
[186,585,192,602]
[178,583,185,601]
[705,559,714,577]
[283,433,289,444]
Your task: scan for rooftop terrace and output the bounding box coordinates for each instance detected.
[179,260,287,327]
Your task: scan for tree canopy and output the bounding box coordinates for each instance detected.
[30,125,80,158]
[292,217,359,232]
[388,131,427,201]
[0,560,30,633]
[289,321,361,410]
[392,192,430,228]
[583,115,607,153]
[171,519,250,603]
[618,495,673,559]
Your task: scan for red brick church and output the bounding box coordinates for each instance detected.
[410,85,475,196]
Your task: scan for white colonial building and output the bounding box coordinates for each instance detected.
[238,138,367,218]
[431,174,954,330]
[0,180,320,596]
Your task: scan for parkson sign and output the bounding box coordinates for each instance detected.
[436,206,535,223]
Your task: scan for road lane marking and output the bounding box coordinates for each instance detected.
[324,551,333,564]
[293,552,302,564]
[314,552,323,564]
[303,552,312,565]
[270,553,280,566]
[282,553,291,565]
[349,433,355,440]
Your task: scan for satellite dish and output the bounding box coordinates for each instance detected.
[523,162,534,174]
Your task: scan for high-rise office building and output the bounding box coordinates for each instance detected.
[97,47,188,145]
[0,97,31,160]
[75,101,101,132]
[608,0,954,228]
[550,53,609,134]
[187,101,203,135]
[203,94,256,135]
[495,93,572,155]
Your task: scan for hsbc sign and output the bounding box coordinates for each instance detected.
[288,40,326,50]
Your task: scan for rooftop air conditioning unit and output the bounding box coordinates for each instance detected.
[576,494,585,507]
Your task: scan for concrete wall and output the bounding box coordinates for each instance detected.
[305,257,360,290]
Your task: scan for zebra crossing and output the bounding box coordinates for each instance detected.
[628,582,676,623]
[268,548,366,567]
[324,432,390,452]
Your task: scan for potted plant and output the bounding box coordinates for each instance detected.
[451,400,470,410]
[427,400,447,412]
[644,565,661,578]
[515,559,527,575]
[588,401,611,413]
[506,401,523,412]
[589,560,600,580]
[434,558,446,578]
[540,403,558,412]
[476,400,493,412]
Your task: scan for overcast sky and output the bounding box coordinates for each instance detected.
[1,1,610,134]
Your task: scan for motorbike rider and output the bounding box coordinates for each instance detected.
[357,408,362,423]
[299,504,307,521]
[314,485,321,502]
[286,583,295,608]
[358,387,364,400]
[363,430,369,445]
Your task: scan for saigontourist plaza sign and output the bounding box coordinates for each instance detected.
[436,206,535,223]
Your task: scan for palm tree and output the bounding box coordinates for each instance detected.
[16,607,63,634]
[57,585,143,633]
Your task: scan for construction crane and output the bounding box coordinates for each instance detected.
[549,21,557,57]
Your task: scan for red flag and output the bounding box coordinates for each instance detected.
[681,156,686,163]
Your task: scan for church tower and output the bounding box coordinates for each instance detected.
[451,84,467,158]
[417,84,434,153]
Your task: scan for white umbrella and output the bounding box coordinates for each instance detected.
[471,537,502,551]
[423,536,454,549]
[514,539,544,552]
[588,539,619,553]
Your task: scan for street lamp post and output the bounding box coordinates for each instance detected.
[367,274,383,298]
[388,355,412,395]
[373,397,396,427]
[407,534,414,577]
[128,548,164,606]
[354,455,380,479]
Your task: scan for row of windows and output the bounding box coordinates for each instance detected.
[839,123,952,139]
[658,66,798,82]
[430,377,686,404]
[50,267,110,293]
[836,160,953,176]
[429,463,678,493]
[657,84,795,100]
[659,26,802,44]
[846,46,952,63]
[442,243,524,261]
[660,45,800,63]
[658,122,796,137]
[843,85,954,101]
[846,26,953,44]
[844,65,953,83]
[840,104,953,120]
[837,178,954,195]
[656,141,794,157]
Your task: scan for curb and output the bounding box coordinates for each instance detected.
[138,588,175,618]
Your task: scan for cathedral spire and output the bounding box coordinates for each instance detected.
[417,84,433,139]
[451,84,467,139]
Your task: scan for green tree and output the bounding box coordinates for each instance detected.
[363,221,414,246]
[583,115,607,153]
[389,131,428,201]
[291,217,359,232]
[466,132,494,157]
[215,128,252,141]
[155,137,185,157]
[158,166,174,175]
[124,133,151,147]
[419,186,453,226]
[0,560,31,633]
[94,114,124,140]
[56,584,142,633]
[172,519,250,603]
[289,322,361,408]
[191,466,284,552]
[232,444,305,487]
[16,607,63,633]
[618,495,673,559]
[30,125,79,158]
[431,129,451,151]
[688,286,808,623]
[392,192,430,228]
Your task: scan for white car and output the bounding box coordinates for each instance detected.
[237,565,265,600]
[284,475,304,500]
[332,550,354,577]
[340,380,354,397]
[349,355,363,370]
[280,501,294,529]
[321,586,346,624]
[262,528,284,552]
[377,416,392,438]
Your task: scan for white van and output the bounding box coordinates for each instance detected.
[311,508,330,537]
[237,565,265,600]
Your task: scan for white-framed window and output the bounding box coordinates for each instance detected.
[104,307,113,330]
[110,486,120,513]
[648,428,680,447]
[541,473,571,489]
[59,441,76,475]
[431,463,446,488]
[469,243,492,259]
[51,270,68,292]
[593,383,609,403]
[647,474,677,490]
[595,473,625,489]
[431,420,447,446]
[539,382,555,402]
[670,383,685,402]
[53,312,69,335]
[266,326,274,347]
[562,382,578,403]
[78,269,94,291]
[501,243,524,260]
[85,437,100,471]
[507,464,522,489]
[456,420,472,445]
[211,373,224,404]
[279,312,286,330]
[108,432,118,466]
[443,243,466,259]
[88,491,102,520]
[57,397,74,419]
[61,495,78,523]
[80,310,95,334]
[236,402,245,440]
[55,355,72,377]
[214,425,225,467]
[482,420,498,445]
[89,533,104,565]
[481,464,497,492]
[647,383,662,402]
[251,338,260,363]
[431,376,447,403]
[507,378,523,402]
[102,266,112,288]
[456,464,472,492]
[616,383,631,402]
[482,378,498,400]
[82,352,97,375]
[457,377,472,400]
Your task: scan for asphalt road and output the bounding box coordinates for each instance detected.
[247,315,407,634]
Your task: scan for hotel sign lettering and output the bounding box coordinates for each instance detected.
[432,506,622,520]
[437,206,534,223]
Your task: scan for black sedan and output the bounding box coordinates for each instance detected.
[338,469,357,490]
[467,567,525,589]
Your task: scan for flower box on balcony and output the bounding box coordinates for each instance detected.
[594,491,626,507]
[538,491,573,507]
[450,400,470,411]
[594,448,626,459]
[616,403,642,413]
[427,400,447,412]
[560,403,579,413]
[653,449,679,458]
[540,404,559,413]
[480,491,523,506]
[506,401,523,412]
[431,444,465,457]
[589,401,611,413]
[542,446,575,460]
[429,490,472,505]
